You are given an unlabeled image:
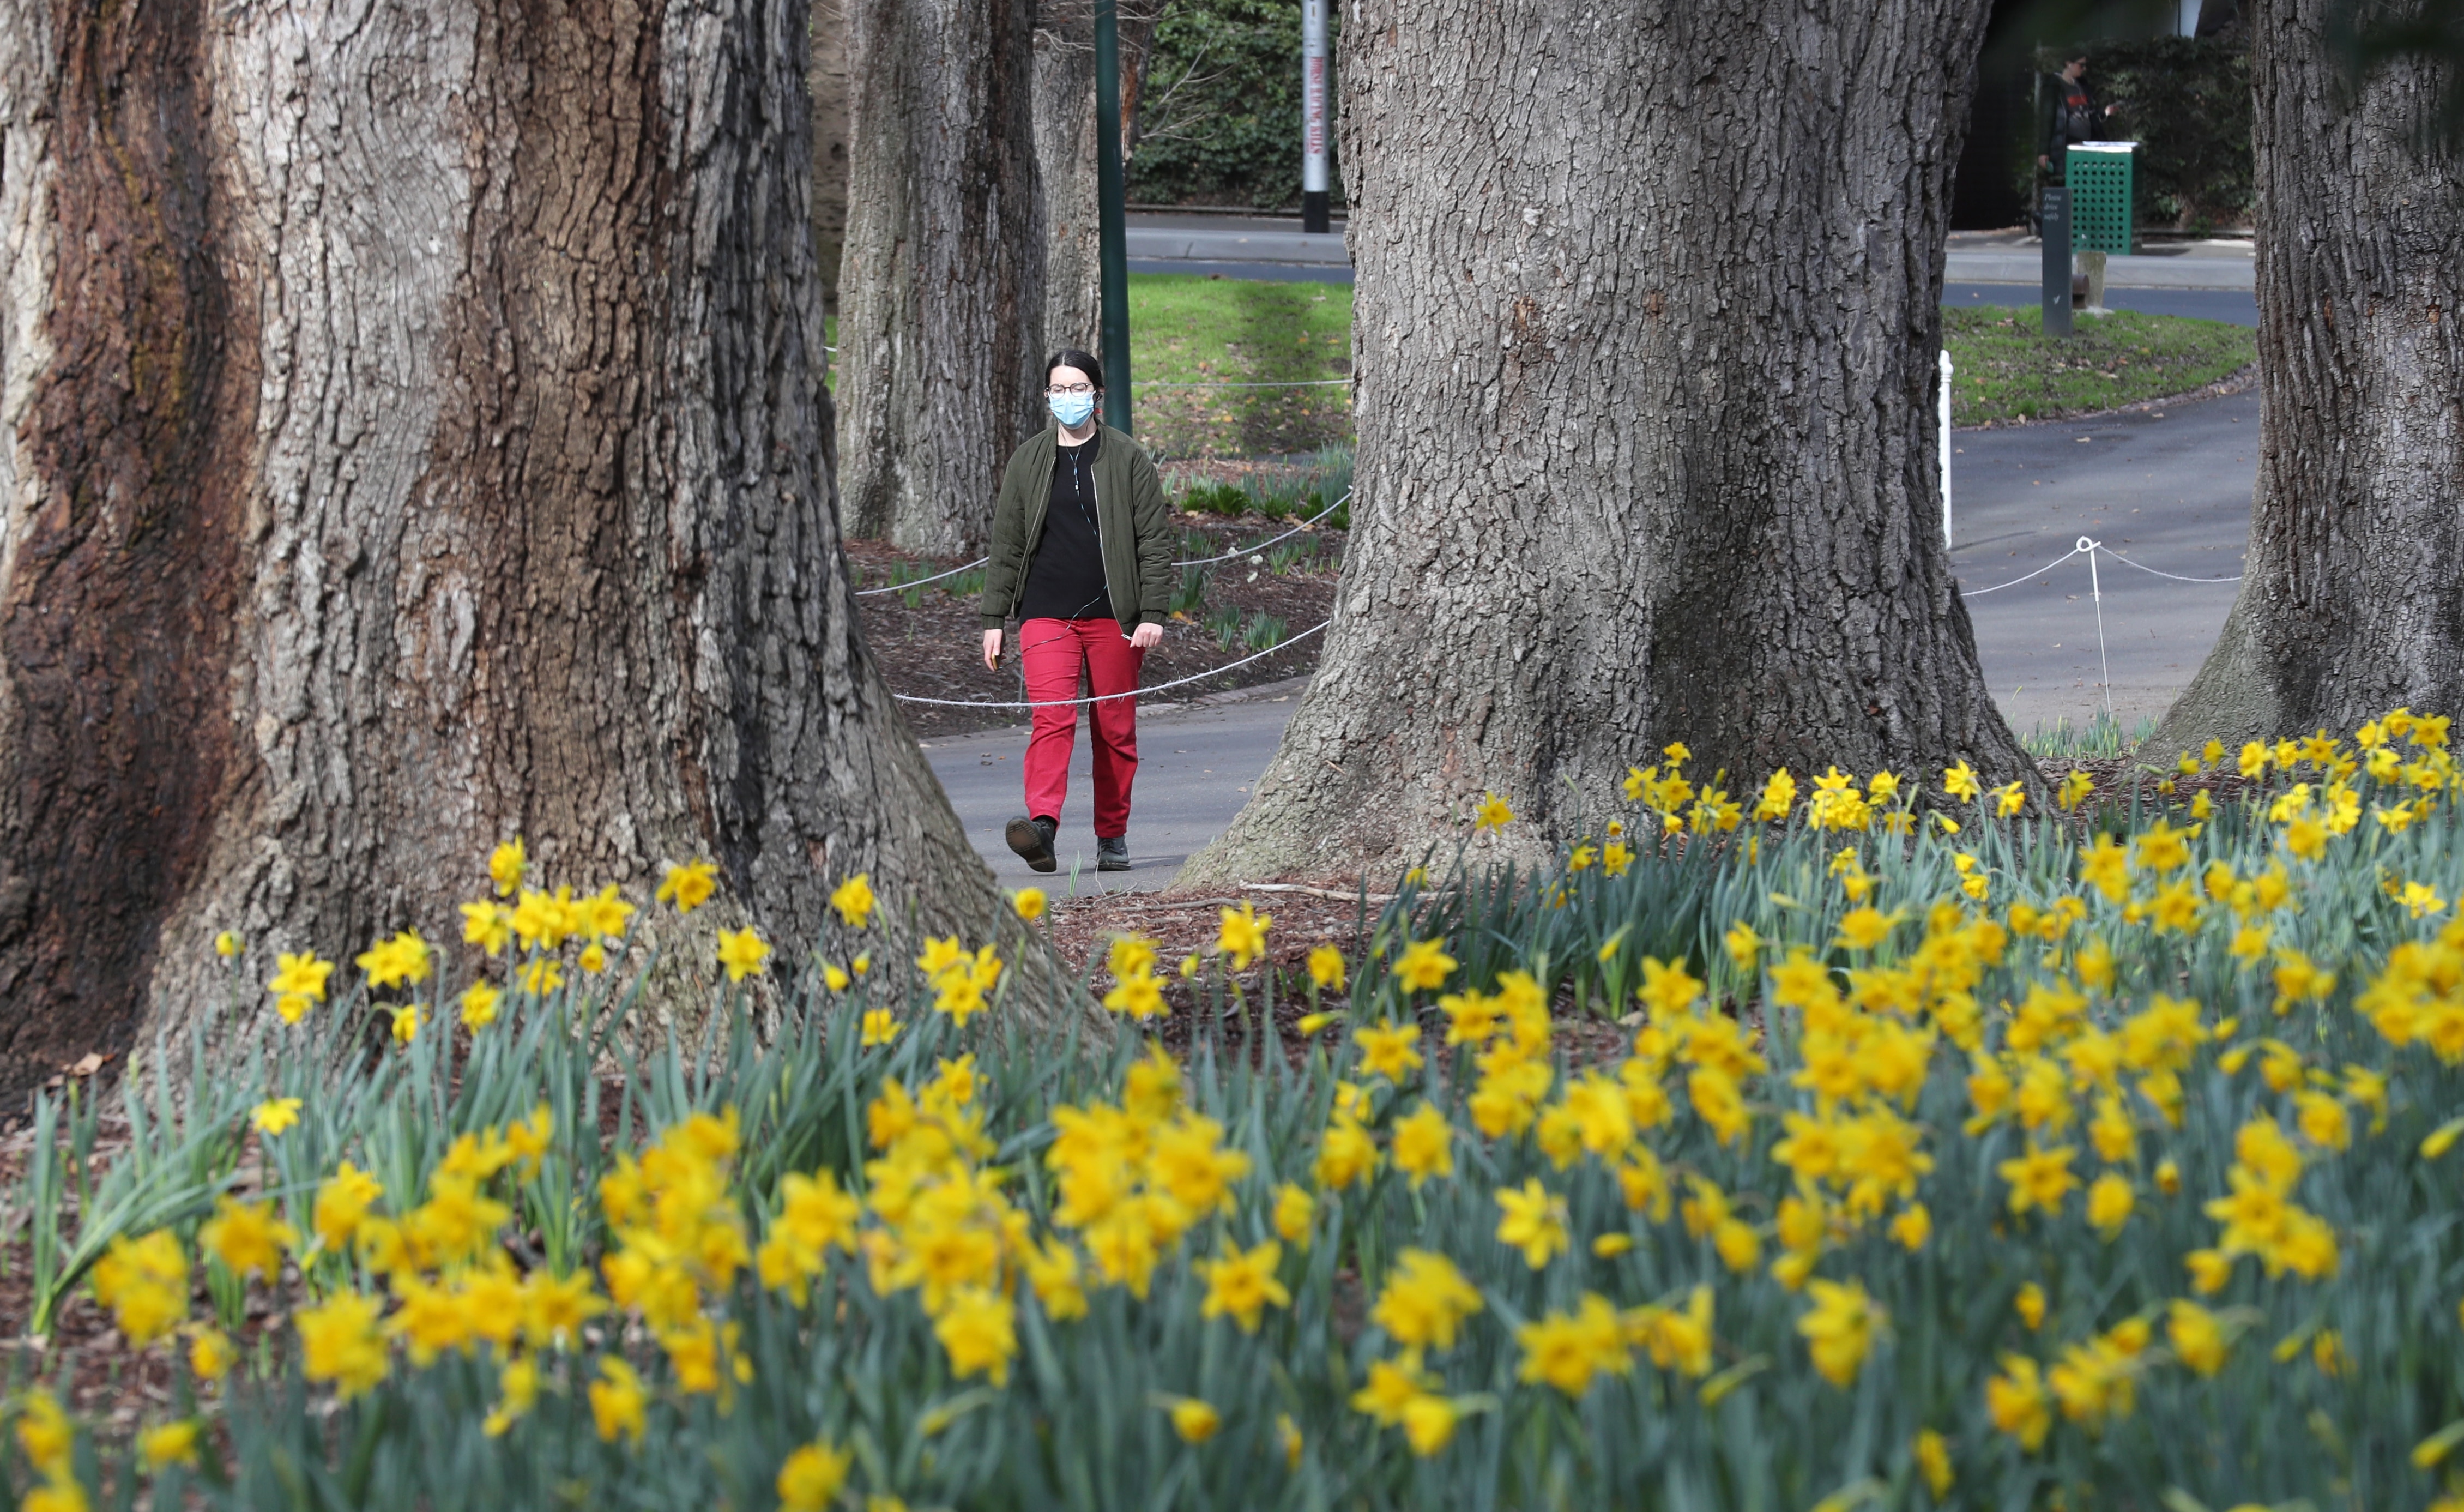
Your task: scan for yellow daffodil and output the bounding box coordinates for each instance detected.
[716,927,771,983]
[658,858,721,912]
[251,1097,303,1136]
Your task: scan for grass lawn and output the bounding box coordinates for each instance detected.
[830,286,2255,456]
[1126,274,1354,459]
[1945,305,2254,426]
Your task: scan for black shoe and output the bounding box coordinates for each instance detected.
[1097,835,1131,872]
[1006,815,1059,873]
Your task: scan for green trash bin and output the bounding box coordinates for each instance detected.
[2066,142,2137,256]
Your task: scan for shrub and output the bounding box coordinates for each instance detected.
[1240,611,1287,650]
[1265,539,1319,575]
[1179,481,1252,517]
[1170,564,1212,616]
[1127,0,1344,210]
[2028,37,2254,232]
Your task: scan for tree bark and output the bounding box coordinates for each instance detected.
[2153,0,2462,749]
[811,0,853,309]
[1179,0,2026,888]
[838,0,1045,555]
[0,0,1058,1101]
[1033,0,1158,356]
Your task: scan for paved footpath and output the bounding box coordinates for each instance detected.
[923,389,2260,890]
[920,680,1309,889]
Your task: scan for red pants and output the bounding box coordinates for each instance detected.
[1019,617,1144,836]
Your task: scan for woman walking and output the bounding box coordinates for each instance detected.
[979,349,1174,873]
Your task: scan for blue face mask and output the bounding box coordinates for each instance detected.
[1049,391,1098,428]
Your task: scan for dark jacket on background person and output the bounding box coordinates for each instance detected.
[2040,72,2101,167]
[980,424,1176,631]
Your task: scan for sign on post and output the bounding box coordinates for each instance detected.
[1301,0,1329,233]
[2040,186,2073,339]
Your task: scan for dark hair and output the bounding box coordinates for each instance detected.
[1044,348,1104,391]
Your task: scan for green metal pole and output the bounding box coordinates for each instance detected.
[1095,0,1132,433]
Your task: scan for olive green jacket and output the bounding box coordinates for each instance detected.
[979,424,1175,630]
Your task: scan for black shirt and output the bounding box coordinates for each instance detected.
[1019,430,1115,623]
[2041,74,2097,162]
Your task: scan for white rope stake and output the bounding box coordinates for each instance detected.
[1938,348,1954,548]
[853,492,1352,597]
[2081,535,2114,719]
[891,619,1330,709]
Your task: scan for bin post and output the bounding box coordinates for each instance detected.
[2064,142,2138,256]
[1301,0,1330,233]
[1095,0,1132,432]
[2041,186,2073,339]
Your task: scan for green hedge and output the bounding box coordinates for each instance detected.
[2031,38,2254,233]
[1128,0,1342,210]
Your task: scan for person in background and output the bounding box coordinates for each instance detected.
[2038,53,2117,182]
[979,349,1174,874]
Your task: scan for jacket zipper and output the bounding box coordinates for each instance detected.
[1018,430,1109,621]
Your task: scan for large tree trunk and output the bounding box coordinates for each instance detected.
[838,0,1044,555]
[2153,0,2461,748]
[1033,0,1158,356]
[1179,0,2025,887]
[0,0,1056,1101]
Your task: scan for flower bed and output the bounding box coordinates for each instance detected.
[7,716,2464,1510]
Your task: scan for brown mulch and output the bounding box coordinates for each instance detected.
[2037,754,2264,823]
[0,1112,240,1421]
[845,510,1343,740]
[1026,882,1635,1070]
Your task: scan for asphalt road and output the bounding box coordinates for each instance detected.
[1953,385,2256,739]
[919,681,1308,889]
[1123,215,2259,304]
[926,379,2260,891]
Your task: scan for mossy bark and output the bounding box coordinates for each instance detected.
[2152,0,2463,750]
[1179,0,2027,888]
[0,0,1072,1103]
[836,0,1047,555]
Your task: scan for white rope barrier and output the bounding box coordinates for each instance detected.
[1137,378,1351,389]
[1959,542,2244,599]
[1958,543,2089,598]
[856,491,1351,597]
[891,620,1328,709]
[1958,537,2242,719]
[854,557,989,597]
[1171,491,1350,565]
[2095,545,2242,583]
